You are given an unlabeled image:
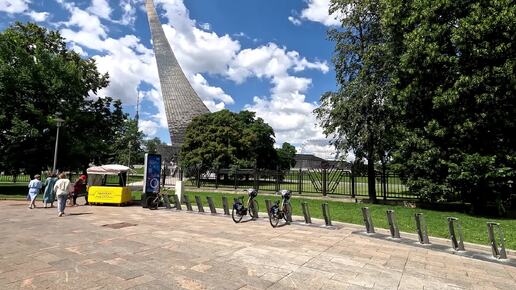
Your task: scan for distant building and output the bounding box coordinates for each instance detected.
[292,154,350,170]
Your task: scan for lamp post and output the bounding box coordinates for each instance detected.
[52,115,64,173]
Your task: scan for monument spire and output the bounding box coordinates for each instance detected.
[145,0,210,145]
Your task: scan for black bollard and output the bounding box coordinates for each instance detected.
[173,194,182,210]
[222,196,230,215]
[195,196,204,212]
[207,196,217,214]
[361,207,375,233]
[322,203,332,226]
[415,213,430,244]
[301,202,311,224]
[183,194,193,211]
[386,210,400,238]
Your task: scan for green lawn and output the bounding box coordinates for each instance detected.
[159,190,516,250]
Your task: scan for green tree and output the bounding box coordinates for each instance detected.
[143,137,165,155]
[384,0,516,211]
[180,110,278,171]
[111,118,145,166]
[0,23,132,174]
[315,0,392,202]
[276,142,297,170]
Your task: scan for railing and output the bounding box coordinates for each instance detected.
[177,168,415,199]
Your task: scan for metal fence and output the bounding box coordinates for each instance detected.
[179,167,416,200]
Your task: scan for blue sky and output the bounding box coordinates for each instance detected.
[0,0,343,159]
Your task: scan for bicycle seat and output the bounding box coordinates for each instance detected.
[246,188,258,198]
[280,189,291,199]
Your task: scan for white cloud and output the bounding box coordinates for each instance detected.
[293,0,343,27]
[299,139,340,161]
[88,0,112,20]
[27,10,49,22]
[190,73,233,109]
[288,16,301,26]
[0,0,29,14]
[139,119,159,136]
[199,22,211,31]
[117,0,137,25]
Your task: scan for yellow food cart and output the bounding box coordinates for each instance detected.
[87,164,133,205]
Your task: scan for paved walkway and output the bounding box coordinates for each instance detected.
[0,200,515,290]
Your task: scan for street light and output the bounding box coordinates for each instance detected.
[52,114,64,173]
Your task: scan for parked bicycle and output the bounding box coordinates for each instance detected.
[269,189,292,228]
[146,191,171,210]
[232,188,259,223]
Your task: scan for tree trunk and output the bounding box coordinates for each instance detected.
[367,156,377,203]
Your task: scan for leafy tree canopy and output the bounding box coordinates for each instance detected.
[0,22,140,174]
[384,0,516,211]
[180,110,278,170]
[276,142,297,170]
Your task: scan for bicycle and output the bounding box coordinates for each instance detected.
[269,189,292,228]
[232,188,259,223]
[146,191,172,210]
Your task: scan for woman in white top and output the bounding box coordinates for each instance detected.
[53,173,72,217]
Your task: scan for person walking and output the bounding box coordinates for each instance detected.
[72,175,86,206]
[54,173,72,217]
[27,174,42,209]
[42,172,58,208]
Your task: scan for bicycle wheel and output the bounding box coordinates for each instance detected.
[147,196,158,210]
[283,203,292,222]
[249,199,259,219]
[269,205,280,228]
[232,206,244,223]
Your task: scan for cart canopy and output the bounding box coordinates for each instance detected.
[86,164,131,175]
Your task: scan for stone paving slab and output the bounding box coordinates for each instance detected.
[0,200,514,290]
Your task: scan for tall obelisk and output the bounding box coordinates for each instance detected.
[145,0,210,145]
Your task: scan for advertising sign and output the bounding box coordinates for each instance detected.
[144,153,161,194]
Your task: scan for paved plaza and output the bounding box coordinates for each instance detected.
[1,200,515,290]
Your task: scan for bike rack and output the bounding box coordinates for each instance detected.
[415,213,430,244]
[447,217,465,251]
[222,196,230,215]
[487,222,507,259]
[265,200,272,217]
[322,203,332,226]
[386,210,400,238]
[183,195,193,211]
[362,207,375,234]
[301,202,311,224]
[173,194,182,210]
[195,196,204,212]
[285,204,292,223]
[206,196,217,214]
[251,201,258,218]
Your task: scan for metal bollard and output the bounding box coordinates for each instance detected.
[285,203,292,223]
[222,196,230,215]
[265,199,272,217]
[173,194,182,210]
[301,202,311,224]
[362,207,375,233]
[183,194,193,211]
[251,201,258,219]
[487,222,507,259]
[447,217,465,251]
[322,203,332,226]
[195,196,204,212]
[207,196,217,214]
[414,213,430,244]
[386,210,400,238]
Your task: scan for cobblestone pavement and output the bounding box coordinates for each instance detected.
[1,200,515,289]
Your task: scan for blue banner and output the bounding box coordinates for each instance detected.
[144,154,161,194]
